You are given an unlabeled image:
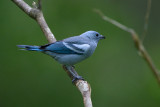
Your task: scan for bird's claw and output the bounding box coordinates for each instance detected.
[72,75,84,83]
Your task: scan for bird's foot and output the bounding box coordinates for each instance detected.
[72,75,84,83]
[72,65,75,68]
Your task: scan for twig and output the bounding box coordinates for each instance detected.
[12,0,92,106]
[142,0,152,42]
[94,9,160,85]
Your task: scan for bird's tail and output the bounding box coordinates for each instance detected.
[17,45,42,51]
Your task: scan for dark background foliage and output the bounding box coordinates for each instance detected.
[0,0,160,107]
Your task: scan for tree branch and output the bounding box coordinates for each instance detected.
[12,0,56,43]
[63,66,92,107]
[12,0,92,106]
[94,9,160,85]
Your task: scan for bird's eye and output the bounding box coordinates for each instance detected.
[96,34,99,37]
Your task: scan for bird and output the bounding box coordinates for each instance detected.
[17,31,105,82]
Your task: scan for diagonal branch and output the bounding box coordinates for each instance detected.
[12,0,92,107]
[94,9,160,85]
[12,0,56,43]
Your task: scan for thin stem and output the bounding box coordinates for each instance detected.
[94,9,160,85]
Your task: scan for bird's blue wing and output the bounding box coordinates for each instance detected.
[40,41,90,55]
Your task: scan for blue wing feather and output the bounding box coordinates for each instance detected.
[41,41,84,55]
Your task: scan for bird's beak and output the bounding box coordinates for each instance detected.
[100,35,105,39]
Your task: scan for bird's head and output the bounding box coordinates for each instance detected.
[81,31,105,43]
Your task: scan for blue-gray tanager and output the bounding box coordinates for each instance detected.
[18,31,105,81]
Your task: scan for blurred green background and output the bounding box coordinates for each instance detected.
[0,0,160,107]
